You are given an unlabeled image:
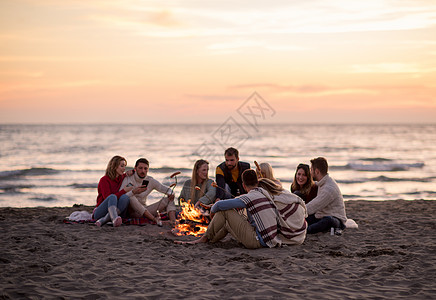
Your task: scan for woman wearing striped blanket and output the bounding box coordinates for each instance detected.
[258,178,307,245]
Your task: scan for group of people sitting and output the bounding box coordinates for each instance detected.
[93,147,348,249]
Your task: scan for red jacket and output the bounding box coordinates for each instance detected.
[96,174,127,207]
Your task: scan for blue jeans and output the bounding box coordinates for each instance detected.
[93,194,130,220]
[306,214,344,234]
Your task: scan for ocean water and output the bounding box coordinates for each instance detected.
[0,124,435,208]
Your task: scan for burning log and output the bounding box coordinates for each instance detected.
[172,200,209,236]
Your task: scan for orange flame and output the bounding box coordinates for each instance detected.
[172,200,209,236]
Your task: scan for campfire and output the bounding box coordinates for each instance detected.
[172,200,209,236]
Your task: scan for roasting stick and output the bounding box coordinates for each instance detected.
[155,171,181,225]
[254,160,264,178]
[194,186,214,211]
[211,182,235,199]
[210,182,248,220]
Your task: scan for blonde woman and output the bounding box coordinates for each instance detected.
[258,178,307,245]
[256,162,282,186]
[178,159,216,207]
[93,155,134,227]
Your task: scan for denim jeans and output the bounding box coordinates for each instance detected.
[306,214,344,234]
[93,194,130,220]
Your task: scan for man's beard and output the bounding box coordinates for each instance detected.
[136,171,146,179]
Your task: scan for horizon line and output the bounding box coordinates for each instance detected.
[1,122,435,126]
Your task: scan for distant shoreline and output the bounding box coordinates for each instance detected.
[1,122,436,126]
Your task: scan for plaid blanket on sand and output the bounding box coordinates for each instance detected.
[123,212,169,225]
[63,211,169,226]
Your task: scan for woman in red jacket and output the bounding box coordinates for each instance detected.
[93,155,132,227]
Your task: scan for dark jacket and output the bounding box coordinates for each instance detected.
[216,161,250,199]
[292,185,318,204]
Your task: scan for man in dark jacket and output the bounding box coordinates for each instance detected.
[215,147,250,200]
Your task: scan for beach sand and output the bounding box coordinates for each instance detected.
[1,200,435,299]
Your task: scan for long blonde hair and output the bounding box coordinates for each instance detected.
[257,162,281,186]
[258,178,284,196]
[105,155,126,180]
[190,159,209,202]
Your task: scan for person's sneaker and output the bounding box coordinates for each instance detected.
[334,228,343,236]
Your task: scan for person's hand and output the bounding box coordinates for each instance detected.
[168,194,175,201]
[198,202,213,209]
[133,186,147,195]
[126,169,135,176]
[215,198,221,202]
[201,209,210,217]
[124,185,134,192]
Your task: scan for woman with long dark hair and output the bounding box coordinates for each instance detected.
[290,163,318,204]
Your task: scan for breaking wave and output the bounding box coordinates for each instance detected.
[0,168,60,179]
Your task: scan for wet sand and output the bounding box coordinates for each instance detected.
[1,200,435,299]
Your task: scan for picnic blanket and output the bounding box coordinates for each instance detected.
[63,210,169,226]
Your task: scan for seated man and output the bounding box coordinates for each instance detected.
[215,147,250,200]
[177,169,283,249]
[306,157,347,234]
[120,158,176,226]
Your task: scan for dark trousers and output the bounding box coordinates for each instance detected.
[306,214,344,234]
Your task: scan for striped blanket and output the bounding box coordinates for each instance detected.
[265,190,307,245]
[239,188,282,248]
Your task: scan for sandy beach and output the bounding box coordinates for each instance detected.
[1,200,435,299]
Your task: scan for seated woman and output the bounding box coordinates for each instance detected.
[290,163,318,204]
[255,162,282,186]
[258,178,307,245]
[93,155,134,227]
[178,159,216,209]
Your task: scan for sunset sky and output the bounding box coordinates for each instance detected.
[1,0,436,123]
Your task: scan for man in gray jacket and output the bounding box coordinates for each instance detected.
[306,157,347,234]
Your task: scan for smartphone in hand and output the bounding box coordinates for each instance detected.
[142,180,149,187]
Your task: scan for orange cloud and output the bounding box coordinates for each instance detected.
[145,10,182,27]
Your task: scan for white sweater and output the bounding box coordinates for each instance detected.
[306,174,347,224]
[120,172,174,207]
